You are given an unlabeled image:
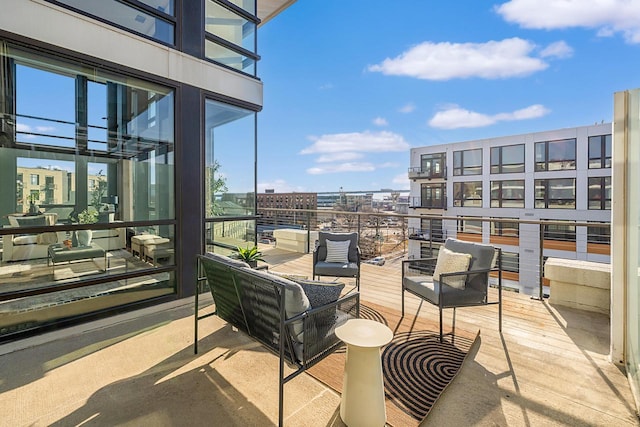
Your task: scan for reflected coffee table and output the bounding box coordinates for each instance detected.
[48,242,107,273]
[335,318,393,427]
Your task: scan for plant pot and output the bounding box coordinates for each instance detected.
[77,229,93,246]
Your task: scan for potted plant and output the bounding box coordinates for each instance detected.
[231,245,264,268]
[70,208,98,247]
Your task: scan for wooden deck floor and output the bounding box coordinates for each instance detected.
[261,246,639,426]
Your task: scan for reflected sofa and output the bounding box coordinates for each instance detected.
[2,214,125,262]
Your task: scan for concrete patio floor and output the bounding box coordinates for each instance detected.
[0,247,638,426]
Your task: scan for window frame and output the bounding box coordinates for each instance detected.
[419,182,446,208]
[535,178,576,209]
[588,176,611,210]
[453,148,482,176]
[588,134,612,169]
[490,179,525,208]
[453,181,482,207]
[490,144,525,174]
[535,138,576,171]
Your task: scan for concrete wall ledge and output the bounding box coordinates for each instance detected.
[545,258,611,315]
[273,229,318,253]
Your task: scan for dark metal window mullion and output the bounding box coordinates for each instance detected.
[205,32,260,61]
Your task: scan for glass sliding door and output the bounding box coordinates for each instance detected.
[0,40,176,338]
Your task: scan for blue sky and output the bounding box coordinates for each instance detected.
[257,0,640,193]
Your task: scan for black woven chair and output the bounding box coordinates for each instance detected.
[194,252,360,427]
[401,238,502,341]
[313,231,361,291]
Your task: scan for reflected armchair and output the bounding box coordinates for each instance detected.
[402,238,502,341]
[313,231,361,291]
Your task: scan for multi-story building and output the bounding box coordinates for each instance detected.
[407,123,612,295]
[0,0,295,340]
[257,191,318,231]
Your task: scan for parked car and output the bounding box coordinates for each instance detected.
[365,256,385,266]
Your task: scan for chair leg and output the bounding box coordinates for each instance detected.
[439,306,443,342]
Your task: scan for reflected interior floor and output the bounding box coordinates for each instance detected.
[0,249,172,314]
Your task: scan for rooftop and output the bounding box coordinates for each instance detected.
[1,246,636,426]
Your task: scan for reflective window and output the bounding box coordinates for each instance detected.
[588,134,612,169]
[588,176,611,210]
[0,41,176,338]
[490,219,519,237]
[52,0,175,45]
[457,217,482,234]
[502,251,520,273]
[205,99,256,219]
[535,139,576,171]
[491,144,524,174]
[205,0,258,75]
[490,180,524,208]
[419,183,446,208]
[535,178,576,209]
[453,149,482,175]
[419,152,445,177]
[587,222,610,244]
[453,181,482,207]
[543,221,576,242]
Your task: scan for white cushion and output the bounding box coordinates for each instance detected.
[324,239,350,263]
[13,235,38,245]
[433,247,472,290]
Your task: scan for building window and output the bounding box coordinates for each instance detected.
[587,222,610,244]
[411,218,444,242]
[490,180,524,208]
[491,144,524,174]
[457,217,482,234]
[502,251,520,274]
[535,178,576,209]
[490,219,519,237]
[588,176,611,210]
[205,0,259,76]
[412,152,445,178]
[30,174,39,185]
[453,148,482,176]
[453,181,482,207]
[544,221,576,242]
[589,134,612,169]
[50,0,176,45]
[535,139,576,171]
[419,183,446,208]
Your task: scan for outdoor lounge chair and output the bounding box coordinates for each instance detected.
[313,231,361,291]
[401,238,502,341]
[194,252,360,427]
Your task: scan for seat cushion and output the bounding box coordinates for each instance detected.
[433,247,472,290]
[314,261,359,277]
[403,275,487,307]
[325,239,350,263]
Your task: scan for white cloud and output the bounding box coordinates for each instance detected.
[399,103,416,113]
[429,104,550,129]
[307,163,376,175]
[319,83,334,90]
[317,152,364,163]
[539,41,574,58]
[373,117,388,126]
[368,38,549,80]
[379,162,399,168]
[300,130,410,155]
[392,174,410,190]
[258,179,306,193]
[35,126,56,132]
[16,123,36,139]
[495,0,640,44]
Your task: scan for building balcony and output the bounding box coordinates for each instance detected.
[0,245,635,426]
[408,166,447,180]
[408,196,448,209]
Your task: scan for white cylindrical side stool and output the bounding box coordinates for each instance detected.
[335,318,393,427]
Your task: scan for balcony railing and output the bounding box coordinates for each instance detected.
[408,196,447,209]
[407,165,447,180]
[256,207,611,301]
